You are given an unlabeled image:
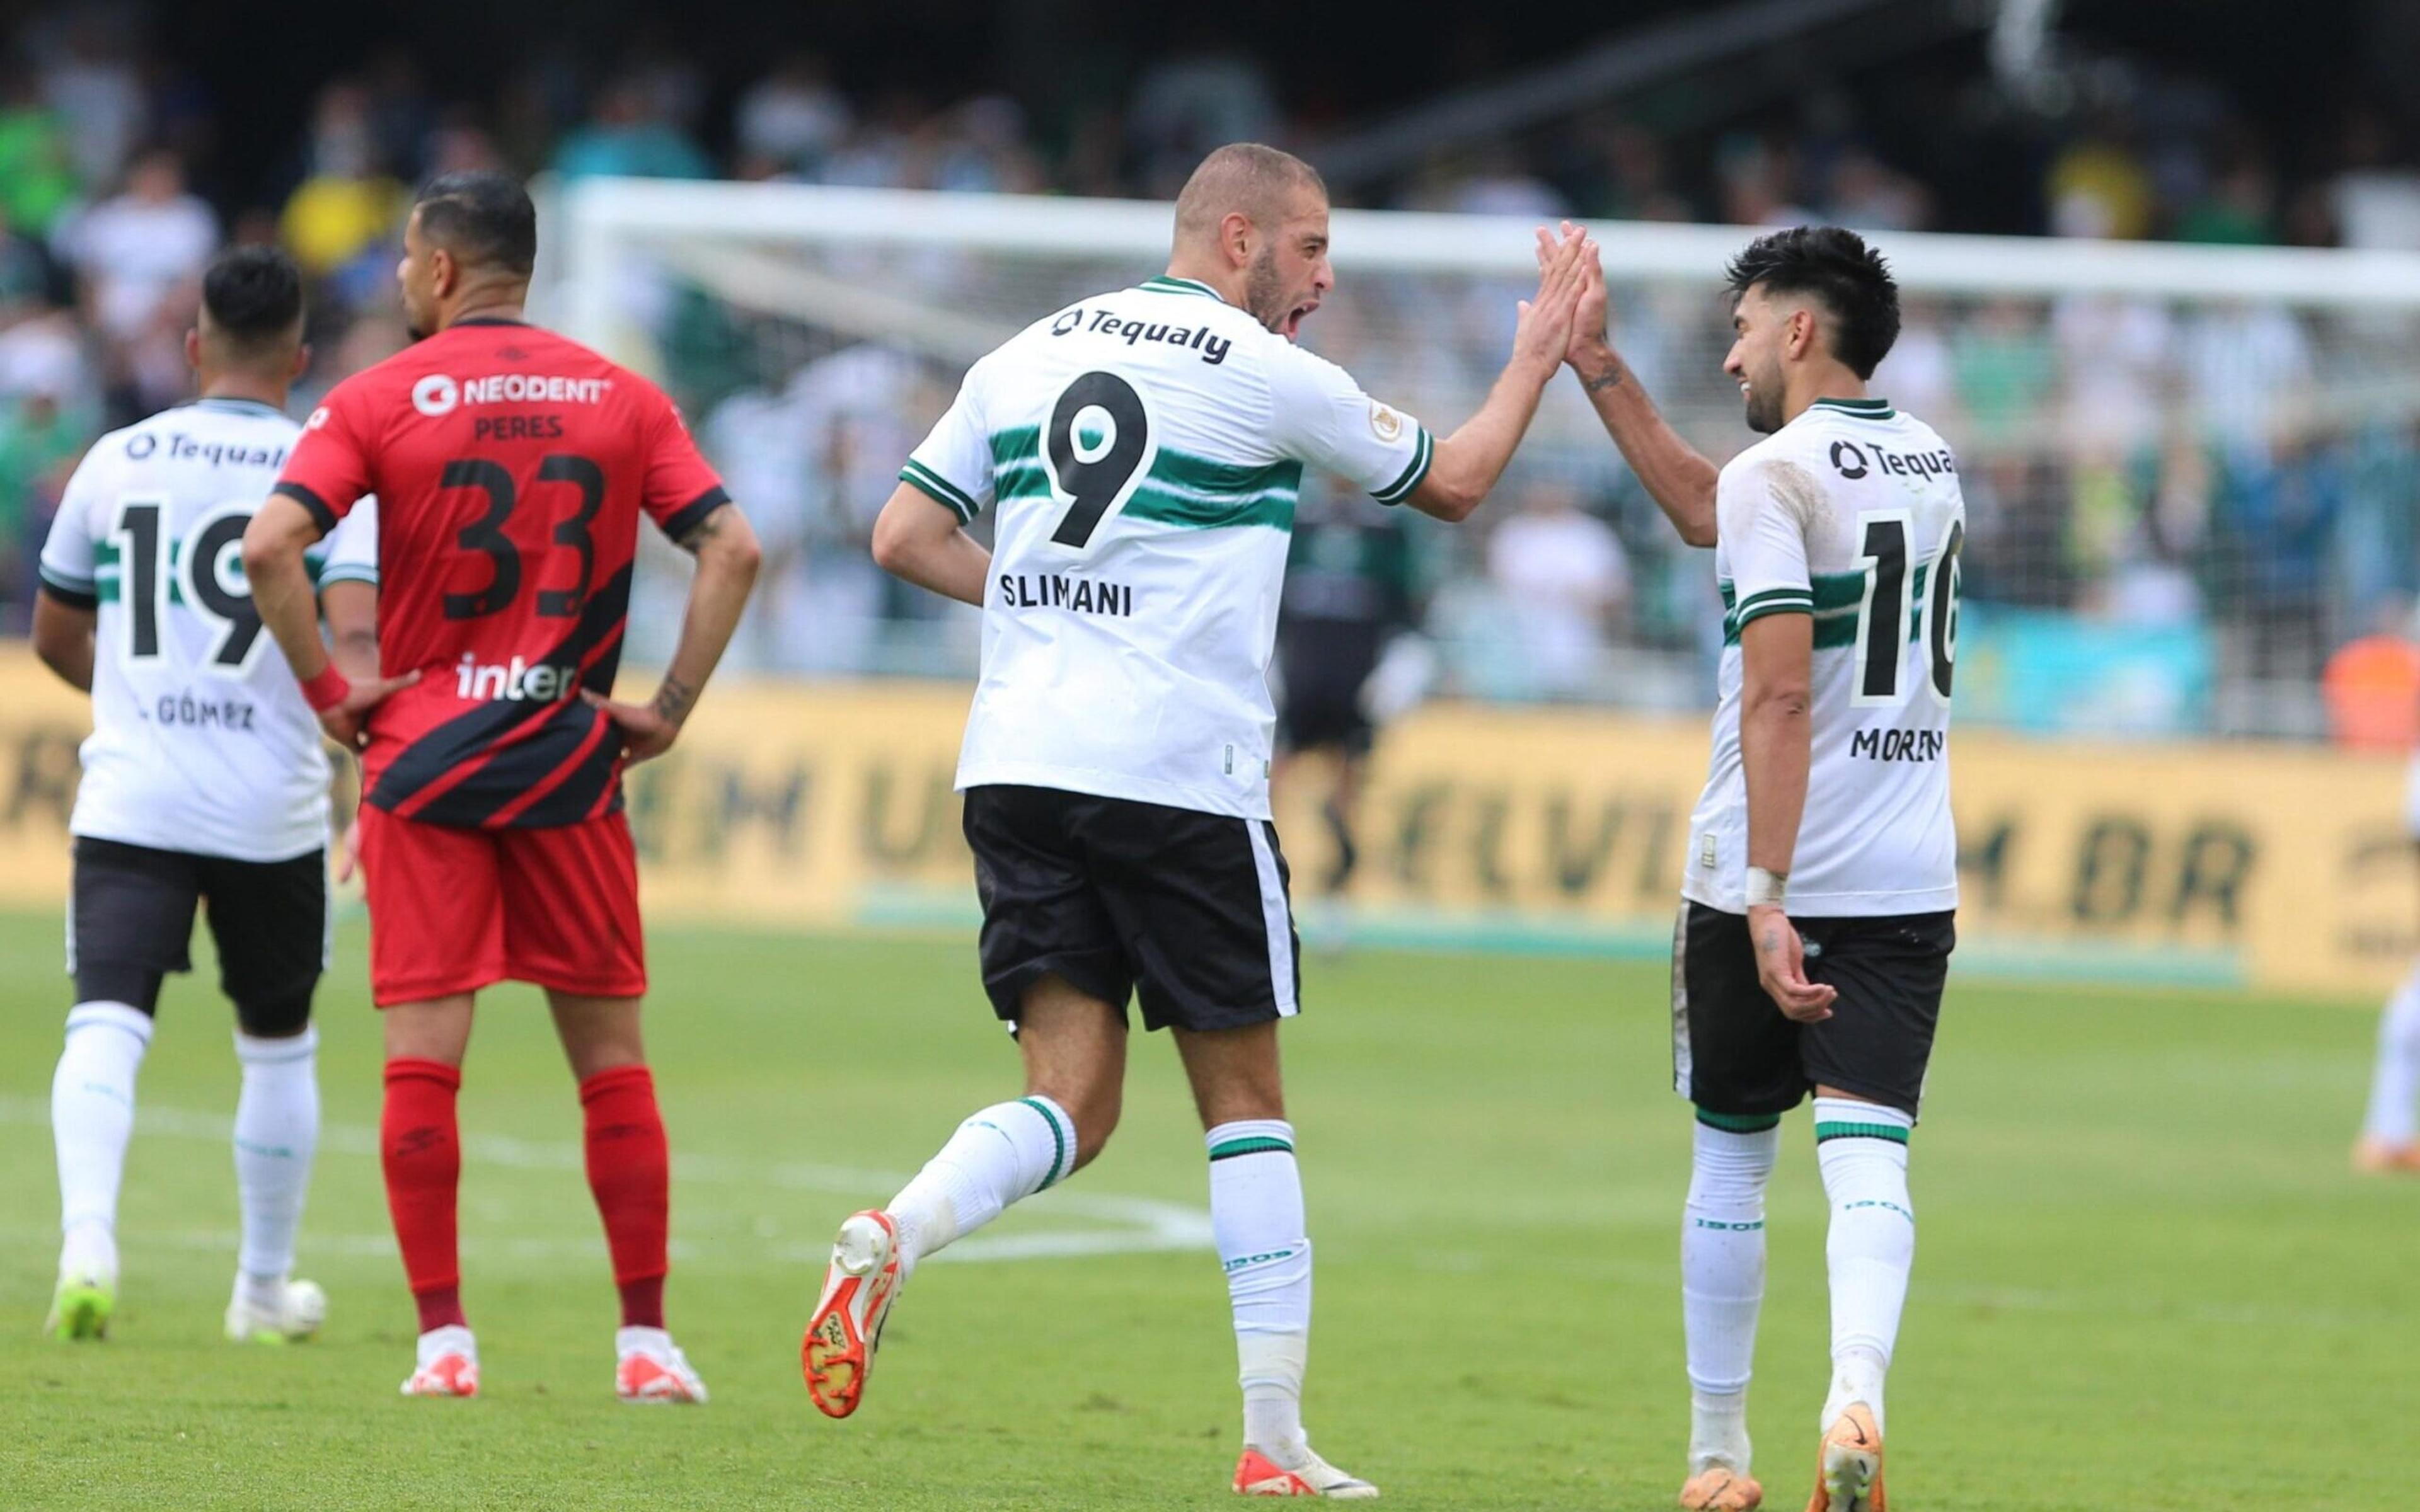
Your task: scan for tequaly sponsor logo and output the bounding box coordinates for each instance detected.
[455,654,580,703]
[413,373,614,416]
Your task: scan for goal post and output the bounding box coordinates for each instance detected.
[543,175,2420,735]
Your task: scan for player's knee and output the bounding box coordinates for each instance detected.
[1063,1084,1122,1170]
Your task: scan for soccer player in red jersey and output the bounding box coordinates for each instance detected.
[241,172,761,1402]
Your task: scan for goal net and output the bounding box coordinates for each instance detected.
[540,177,2420,738]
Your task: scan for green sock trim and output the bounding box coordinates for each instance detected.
[1207,1135,1294,1162]
[1019,1096,1071,1188]
[1695,1108,1783,1133]
[1814,1121,1910,1145]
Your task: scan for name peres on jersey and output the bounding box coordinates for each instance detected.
[273,318,729,830]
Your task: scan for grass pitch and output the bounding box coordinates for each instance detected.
[0,910,2407,1509]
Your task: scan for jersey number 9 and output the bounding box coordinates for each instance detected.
[1044,371,1152,550]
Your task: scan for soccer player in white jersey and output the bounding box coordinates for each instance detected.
[812,143,1589,1498]
[30,246,379,1345]
[1557,226,1961,1512]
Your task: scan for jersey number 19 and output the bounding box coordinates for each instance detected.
[109,498,266,673]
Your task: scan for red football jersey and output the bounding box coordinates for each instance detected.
[274,318,727,828]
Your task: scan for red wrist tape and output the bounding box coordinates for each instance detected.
[300,665,352,713]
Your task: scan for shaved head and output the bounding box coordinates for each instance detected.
[1173,142,1327,246]
[1168,143,1335,340]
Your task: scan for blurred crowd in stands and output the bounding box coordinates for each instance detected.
[0,4,2414,734]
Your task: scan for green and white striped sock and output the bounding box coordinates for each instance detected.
[1814,1097,1914,1434]
[1207,1119,1311,1456]
[885,1096,1075,1266]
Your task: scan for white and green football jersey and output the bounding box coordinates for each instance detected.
[1685,396,1964,917]
[38,398,379,862]
[902,274,1434,819]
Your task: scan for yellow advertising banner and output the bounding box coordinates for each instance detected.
[0,656,2407,999]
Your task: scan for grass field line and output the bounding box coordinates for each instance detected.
[0,1095,1213,1264]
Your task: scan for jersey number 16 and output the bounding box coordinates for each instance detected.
[1852,511,1962,706]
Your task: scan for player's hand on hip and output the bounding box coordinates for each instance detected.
[1747,903,1836,1022]
[583,688,681,764]
[318,670,418,752]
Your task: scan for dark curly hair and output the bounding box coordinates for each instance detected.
[1724,226,1899,379]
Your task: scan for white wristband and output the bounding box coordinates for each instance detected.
[1743,867,1787,908]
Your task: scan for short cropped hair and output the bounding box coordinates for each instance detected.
[1724,226,1900,379]
[200,246,303,353]
[414,170,537,278]
[1173,142,1326,241]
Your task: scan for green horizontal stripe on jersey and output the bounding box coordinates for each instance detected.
[1124,484,1294,532]
[900,460,977,522]
[1809,396,1897,420]
[1371,427,1433,504]
[989,426,1042,466]
[1724,607,1858,649]
[1815,1120,1911,1145]
[996,462,1052,501]
[1150,449,1302,496]
[1733,587,1813,616]
[990,439,1301,531]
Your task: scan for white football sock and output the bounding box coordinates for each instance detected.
[1683,1116,1778,1474]
[1207,1120,1313,1460]
[52,1002,154,1283]
[1814,1097,1916,1435]
[232,1026,320,1306]
[2361,968,2420,1145]
[885,1096,1075,1266]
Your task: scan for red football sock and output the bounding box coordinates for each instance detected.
[580,1064,669,1329]
[382,1058,466,1333]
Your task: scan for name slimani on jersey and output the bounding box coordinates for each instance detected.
[38,398,378,862]
[1685,396,1964,917]
[902,275,1434,820]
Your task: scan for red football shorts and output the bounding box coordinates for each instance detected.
[358,808,647,1006]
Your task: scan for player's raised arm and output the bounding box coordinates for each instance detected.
[1395,227,1593,523]
[1559,227,1719,547]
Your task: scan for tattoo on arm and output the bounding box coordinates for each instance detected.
[652,675,698,725]
[675,503,730,555]
[1581,363,1624,395]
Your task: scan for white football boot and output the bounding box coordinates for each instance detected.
[802,1210,904,1418]
[1233,1441,1380,1499]
[224,1277,327,1343]
[400,1324,480,1397]
[616,1326,708,1402]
